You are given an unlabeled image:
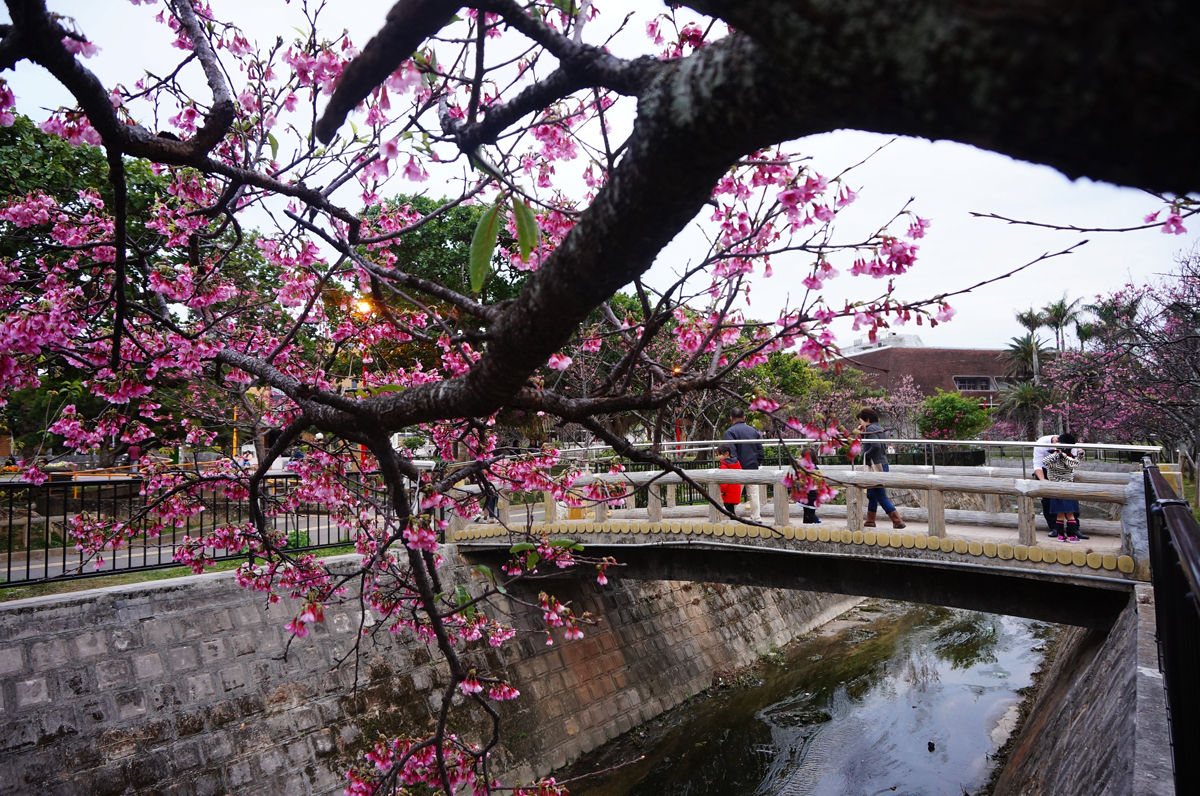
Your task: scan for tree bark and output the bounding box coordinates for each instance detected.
[689,0,1200,195]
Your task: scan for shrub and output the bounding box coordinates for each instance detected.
[916,390,992,440]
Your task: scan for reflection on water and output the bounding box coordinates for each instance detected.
[566,602,1053,796]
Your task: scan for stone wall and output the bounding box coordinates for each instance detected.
[0,549,855,795]
[992,584,1174,796]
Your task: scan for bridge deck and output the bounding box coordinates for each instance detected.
[454,515,1139,631]
[452,517,1135,577]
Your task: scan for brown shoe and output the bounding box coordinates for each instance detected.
[864,510,877,528]
[888,511,907,530]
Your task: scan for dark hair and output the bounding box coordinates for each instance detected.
[717,444,732,455]
[730,407,745,419]
[857,408,880,423]
[1058,432,1077,445]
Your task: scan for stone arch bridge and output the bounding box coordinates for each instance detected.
[453,463,1153,632]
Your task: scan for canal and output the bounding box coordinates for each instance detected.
[565,600,1057,796]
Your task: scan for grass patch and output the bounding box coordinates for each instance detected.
[1183,475,1200,523]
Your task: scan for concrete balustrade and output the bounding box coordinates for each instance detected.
[448,464,1130,547]
[449,518,1138,575]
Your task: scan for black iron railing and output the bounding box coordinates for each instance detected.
[0,474,376,585]
[1144,459,1200,793]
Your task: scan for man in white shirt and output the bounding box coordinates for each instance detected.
[1031,435,1058,475]
[1031,434,1058,535]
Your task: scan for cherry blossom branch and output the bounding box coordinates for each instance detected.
[314,0,463,144]
[167,0,236,150]
[970,205,1198,234]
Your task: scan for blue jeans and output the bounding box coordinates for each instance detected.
[866,462,895,514]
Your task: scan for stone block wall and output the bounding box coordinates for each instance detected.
[993,584,1175,796]
[0,549,855,795]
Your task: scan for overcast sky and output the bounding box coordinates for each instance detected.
[3,0,1195,352]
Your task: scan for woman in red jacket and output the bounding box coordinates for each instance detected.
[716,444,742,515]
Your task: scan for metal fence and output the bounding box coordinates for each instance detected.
[1143,458,1200,794]
[0,474,376,585]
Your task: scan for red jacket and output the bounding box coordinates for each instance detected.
[719,460,742,503]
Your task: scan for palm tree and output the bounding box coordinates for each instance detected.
[1074,320,1097,350]
[1086,295,1141,328]
[1000,334,1052,381]
[1014,308,1048,384]
[1041,294,1083,351]
[1083,295,1144,349]
[997,380,1052,439]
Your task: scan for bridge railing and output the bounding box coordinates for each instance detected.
[460,464,1131,547]
[1144,459,1200,793]
[553,436,1163,473]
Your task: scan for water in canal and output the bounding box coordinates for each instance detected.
[565,601,1057,796]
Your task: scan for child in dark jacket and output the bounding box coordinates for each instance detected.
[716,444,742,515]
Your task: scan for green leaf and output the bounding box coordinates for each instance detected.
[525,551,540,570]
[267,132,279,162]
[549,538,584,551]
[550,0,577,16]
[512,198,540,263]
[508,542,537,554]
[370,384,406,394]
[455,584,476,620]
[473,564,496,584]
[469,202,501,293]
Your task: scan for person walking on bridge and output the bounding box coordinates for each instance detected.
[857,408,906,530]
[725,407,765,521]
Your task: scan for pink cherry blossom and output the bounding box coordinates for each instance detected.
[749,396,780,413]
[402,155,428,182]
[1162,212,1187,235]
[61,36,101,58]
[906,216,932,239]
[0,83,15,127]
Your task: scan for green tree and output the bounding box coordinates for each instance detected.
[0,116,283,465]
[996,381,1052,440]
[1014,307,1048,384]
[917,390,993,440]
[370,194,527,306]
[0,115,164,258]
[765,352,819,398]
[1000,333,1052,382]
[1041,293,1083,351]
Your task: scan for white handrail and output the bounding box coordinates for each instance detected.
[552,437,1162,453]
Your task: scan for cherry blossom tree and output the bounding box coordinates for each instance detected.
[1,0,1198,792]
[877,375,924,439]
[1046,250,1200,457]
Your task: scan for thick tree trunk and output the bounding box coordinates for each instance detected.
[690,0,1200,195]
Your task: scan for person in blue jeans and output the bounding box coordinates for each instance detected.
[856,408,906,530]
